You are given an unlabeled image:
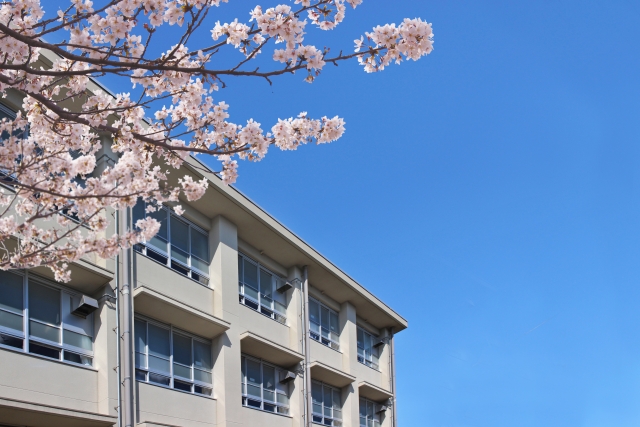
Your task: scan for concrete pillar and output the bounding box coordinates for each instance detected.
[209,215,241,427]
[340,301,359,427]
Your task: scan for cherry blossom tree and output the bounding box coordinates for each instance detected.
[0,0,434,280]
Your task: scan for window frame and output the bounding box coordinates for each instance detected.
[240,354,291,415]
[309,298,340,351]
[0,270,95,367]
[134,315,213,397]
[312,380,343,426]
[237,254,287,324]
[133,202,210,286]
[357,327,380,370]
[359,397,383,427]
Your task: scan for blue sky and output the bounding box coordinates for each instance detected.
[198,1,640,426]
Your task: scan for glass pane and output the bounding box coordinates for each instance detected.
[309,300,320,324]
[149,208,168,240]
[191,229,208,261]
[135,352,146,368]
[312,382,323,404]
[172,333,192,366]
[64,351,92,366]
[238,256,243,283]
[359,399,367,417]
[132,199,145,225]
[247,384,261,399]
[324,386,332,415]
[134,319,146,353]
[263,365,275,391]
[0,271,23,313]
[364,333,372,353]
[170,216,189,251]
[194,340,212,370]
[321,307,330,330]
[149,372,170,386]
[148,354,170,374]
[367,401,374,417]
[357,328,364,349]
[191,256,209,274]
[332,389,341,409]
[29,283,60,325]
[330,312,339,333]
[135,369,147,381]
[148,323,170,358]
[0,309,23,332]
[30,320,60,342]
[148,235,168,253]
[243,259,258,290]
[0,332,22,349]
[194,385,212,396]
[194,368,212,384]
[277,392,290,406]
[63,329,92,351]
[29,342,60,359]
[174,379,191,392]
[259,270,273,299]
[246,358,261,386]
[263,389,275,403]
[173,363,191,379]
[171,246,189,265]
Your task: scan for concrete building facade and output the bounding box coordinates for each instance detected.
[0,88,407,427]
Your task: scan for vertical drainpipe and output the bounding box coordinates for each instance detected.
[120,207,134,427]
[390,328,398,427]
[303,266,313,427]
[115,210,122,427]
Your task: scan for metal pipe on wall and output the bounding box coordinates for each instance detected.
[303,266,313,427]
[114,209,122,427]
[120,207,134,427]
[390,329,398,427]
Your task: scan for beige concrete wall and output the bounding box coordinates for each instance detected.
[136,382,216,427]
[134,253,215,316]
[0,349,99,413]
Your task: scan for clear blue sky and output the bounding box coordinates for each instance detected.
[200,1,640,426]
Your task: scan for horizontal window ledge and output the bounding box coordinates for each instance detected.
[31,258,113,296]
[240,331,303,368]
[358,381,393,402]
[310,361,355,388]
[0,396,116,427]
[133,286,229,339]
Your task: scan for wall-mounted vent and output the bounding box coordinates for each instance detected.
[279,370,296,384]
[71,295,99,318]
[276,281,293,293]
[373,338,386,348]
[376,405,388,413]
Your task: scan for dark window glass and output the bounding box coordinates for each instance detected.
[29,342,60,359]
[0,333,22,349]
[0,271,23,313]
[29,283,60,325]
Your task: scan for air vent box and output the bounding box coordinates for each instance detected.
[71,295,99,318]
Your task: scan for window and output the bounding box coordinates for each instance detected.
[359,398,383,427]
[134,317,213,396]
[312,380,342,426]
[309,298,340,350]
[241,355,291,415]
[238,254,287,324]
[133,201,210,286]
[0,270,94,366]
[357,327,380,370]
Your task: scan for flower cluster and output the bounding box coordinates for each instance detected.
[356,18,434,72]
[0,0,433,278]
